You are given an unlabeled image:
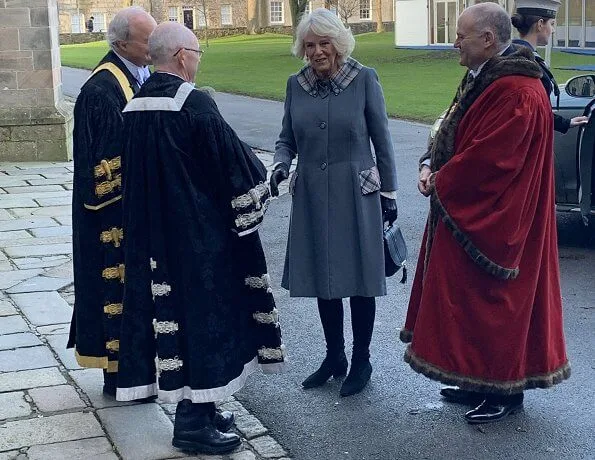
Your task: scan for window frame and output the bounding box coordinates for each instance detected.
[269,0,284,24]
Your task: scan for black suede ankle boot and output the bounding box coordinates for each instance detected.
[172,400,240,455]
[302,352,349,388]
[340,356,372,397]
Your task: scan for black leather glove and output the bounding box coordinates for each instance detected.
[269,163,289,197]
[380,195,398,225]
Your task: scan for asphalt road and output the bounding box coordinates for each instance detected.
[61,67,595,459]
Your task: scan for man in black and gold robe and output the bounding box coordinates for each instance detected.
[68,7,156,396]
[116,22,285,455]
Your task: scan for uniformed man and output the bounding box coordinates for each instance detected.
[67,6,157,397]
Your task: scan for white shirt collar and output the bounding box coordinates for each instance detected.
[469,46,509,78]
[113,51,150,86]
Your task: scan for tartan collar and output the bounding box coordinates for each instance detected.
[296,57,363,98]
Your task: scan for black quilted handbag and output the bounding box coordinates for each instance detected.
[383,224,408,283]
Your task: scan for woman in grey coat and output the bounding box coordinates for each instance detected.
[270,8,398,397]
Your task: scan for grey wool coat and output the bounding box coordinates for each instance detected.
[274,60,398,299]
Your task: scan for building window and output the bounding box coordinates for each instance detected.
[71,13,83,33]
[359,0,371,20]
[221,4,232,25]
[91,13,106,32]
[168,7,179,22]
[197,7,207,27]
[270,1,283,24]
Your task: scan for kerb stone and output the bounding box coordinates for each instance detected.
[248,435,288,459]
[10,291,72,325]
[5,243,71,258]
[0,412,104,451]
[0,268,43,290]
[0,367,66,392]
[45,334,80,370]
[7,276,72,294]
[28,384,86,412]
[0,345,58,372]
[0,331,42,350]
[235,414,268,440]
[0,315,28,334]
[96,404,184,460]
[0,391,32,420]
[26,437,118,460]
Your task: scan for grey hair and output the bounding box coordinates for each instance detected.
[469,2,512,48]
[107,6,147,50]
[292,8,355,65]
[149,22,198,66]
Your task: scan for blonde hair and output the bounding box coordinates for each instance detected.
[292,8,355,65]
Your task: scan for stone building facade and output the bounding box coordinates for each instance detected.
[57,0,395,34]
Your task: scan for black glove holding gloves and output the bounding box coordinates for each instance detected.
[269,163,289,197]
[380,195,398,225]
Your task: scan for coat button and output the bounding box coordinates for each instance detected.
[319,122,327,129]
[321,162,327,170]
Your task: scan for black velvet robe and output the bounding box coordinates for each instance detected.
[68,52,140,373]
[116,73,284,403]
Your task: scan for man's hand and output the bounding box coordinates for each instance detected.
[418,165,432,197]
[269,163,289,197]
[380,196,398,225]
[570,116,589,128]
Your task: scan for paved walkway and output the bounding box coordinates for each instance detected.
[0,159,290,460]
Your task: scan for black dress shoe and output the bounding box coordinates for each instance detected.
[302,352,348,389]
[465,394,524,424]
[213,409,235,433]
[172,425,241,455]
[440,387,485,405]
[339,359,372,397]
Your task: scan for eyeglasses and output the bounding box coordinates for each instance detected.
[173,47,204,57]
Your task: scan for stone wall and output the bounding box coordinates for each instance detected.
[60,32,106,45]
[1,0,73,161]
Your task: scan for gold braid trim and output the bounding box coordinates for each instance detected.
[104,303,123,315]
[105,340,120,352]
[84,195,122,211]
[102,264,125,283]
[95,174,122,198]
[74,351,119,373]
[75,351,107,369]
[94,156,121,180]
[100,227,124,247]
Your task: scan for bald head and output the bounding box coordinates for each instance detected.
[462,2,512,47]
[149,22,202,82]
[108,7,156,66]
[149,22,199,66]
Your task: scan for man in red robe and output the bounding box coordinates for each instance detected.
[401,2,570,424]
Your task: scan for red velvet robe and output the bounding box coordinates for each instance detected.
[402,75,570,394]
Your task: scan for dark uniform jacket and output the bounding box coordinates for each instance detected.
[67,51,139,373]
[513,39,571,133]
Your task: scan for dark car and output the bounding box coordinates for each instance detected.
[553,75,595,224]
[429,74,595,224]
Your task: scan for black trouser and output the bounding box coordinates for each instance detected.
[317,296,376,361]
[174,400,216,431]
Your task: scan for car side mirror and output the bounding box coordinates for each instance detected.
[565,75,595,98]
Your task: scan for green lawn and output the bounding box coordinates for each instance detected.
[60,33,593,123]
